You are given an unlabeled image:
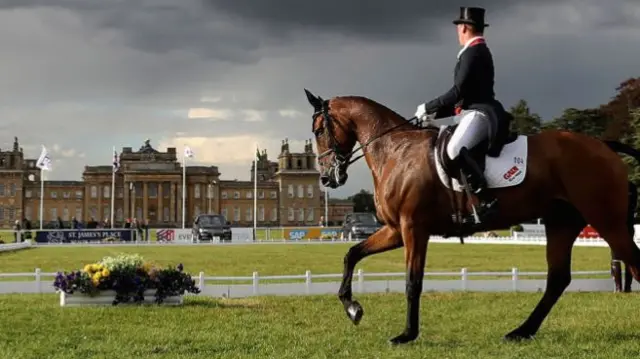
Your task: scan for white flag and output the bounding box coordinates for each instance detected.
[112,149,120,172]
[36,145,52,171]
[184,146,194,158]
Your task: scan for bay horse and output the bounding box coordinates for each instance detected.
[303,89,640,345]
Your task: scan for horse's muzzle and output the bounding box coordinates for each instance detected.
[320,165,348,189]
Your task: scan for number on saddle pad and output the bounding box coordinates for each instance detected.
[434,135,529,192]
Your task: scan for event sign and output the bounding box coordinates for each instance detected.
[283,227,342,240]
[34,229,134,244]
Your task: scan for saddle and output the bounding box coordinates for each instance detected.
[435,110,516,182]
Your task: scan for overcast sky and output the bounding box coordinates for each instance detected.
[1,0,638,198]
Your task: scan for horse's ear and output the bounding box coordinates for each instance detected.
[304,88,323,112]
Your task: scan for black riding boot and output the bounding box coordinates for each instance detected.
[459,147,498,223]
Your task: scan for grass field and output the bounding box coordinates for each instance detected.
[0,243,615,276]
[1,292,640,358]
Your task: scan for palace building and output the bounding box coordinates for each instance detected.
[0,137,354,228]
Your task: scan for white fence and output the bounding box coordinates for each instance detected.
[0,268,634,297]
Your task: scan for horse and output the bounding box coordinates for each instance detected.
[303,89,640,345]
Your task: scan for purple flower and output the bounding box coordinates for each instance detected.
[177,263,184,272]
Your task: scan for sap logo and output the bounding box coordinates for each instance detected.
[503,166,522,181]
[289,230,308,240]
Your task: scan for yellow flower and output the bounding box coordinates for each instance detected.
[83,264,93,273]
[142,262,152,272]
[91,277,100,286]
[101,268,110,277]
[90,264,100,272]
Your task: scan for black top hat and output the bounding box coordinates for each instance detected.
[453,7,489,28]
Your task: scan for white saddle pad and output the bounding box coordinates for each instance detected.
[435,135,529,192]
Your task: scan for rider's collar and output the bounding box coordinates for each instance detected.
[457,36,485,59]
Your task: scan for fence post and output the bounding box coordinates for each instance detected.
[511,267,519,292]
[461,268,468,291]
[357,269,364,293]
[305,270,312,294]
[35,268,41,293]
[252,271,259,295]
[198,271,205,289]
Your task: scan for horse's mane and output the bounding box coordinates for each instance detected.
[335,95,438,134]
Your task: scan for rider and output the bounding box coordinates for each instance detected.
[415,6,508,224]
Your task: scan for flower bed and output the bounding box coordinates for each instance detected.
[53,253,201,306]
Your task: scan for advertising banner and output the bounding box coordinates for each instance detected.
[155,229,193,243]
[34,229,133,244]
[283,227,341,241]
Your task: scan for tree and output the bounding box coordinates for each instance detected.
[348,189,375,213]
[542,107,610,138]
[602,77,640,140]
[508,99,542,135]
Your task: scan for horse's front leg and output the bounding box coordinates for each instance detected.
[338,225,403,325]
[389,222,428,345]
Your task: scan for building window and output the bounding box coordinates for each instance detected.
[63,191,71,199]
[233,191,240,199]
[258,190,264,199]
[25,206,32,220]
[298,208,305,221]
[148,183,158,198]
[288,208,294,221]
[103,185,110,198]
[10,183,16,197]
[246,191,252,199]
[288,185,294,198]
[50,191,57,199]
[270,191,277,199]
[0,207,4,220]
[221,208,228,219]
[258,205,265,221]
[117,208,124,221]
[135,183,142,198]
[297,185,304,198]
[117,187,124,198]
[307,208,314,222]
[90,206,97,219]
[245,207,252,221]
[63,207,70,221]
[103,206,110,220]
[50,207,58,221]
[194,184,201,199]
[75,190,83,199]
[307,185,314,198]
[75,208,82,221]
[0,184,4,197]
[270,207,277,221]
[90,186,97,198]
[194,206,201,216]
[233,207,240,221]
[163,182,170,198]
[221,191,228,199]
[8,207,15,220]
[25,190,32,198]
[163,207,169,222]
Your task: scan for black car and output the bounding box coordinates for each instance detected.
[192,214,232,242]
[340,212,382,241]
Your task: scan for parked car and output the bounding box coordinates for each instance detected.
[192,214,232,242]
[340,212,382,241]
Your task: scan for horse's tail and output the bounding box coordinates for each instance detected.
[603,140,639,238]
[603,140,640,163]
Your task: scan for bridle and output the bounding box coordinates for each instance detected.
[312,99,425,170]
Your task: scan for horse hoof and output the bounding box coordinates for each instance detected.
[346,301,364,325]
[389,331,418,345]
[503,329,535,342]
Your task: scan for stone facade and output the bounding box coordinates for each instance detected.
[0,137,353,228]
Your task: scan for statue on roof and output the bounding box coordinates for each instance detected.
[138,138,159,153]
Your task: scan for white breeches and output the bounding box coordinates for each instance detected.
[446,110,491,161]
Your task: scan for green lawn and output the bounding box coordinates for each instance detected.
[0,243,614,276]
[1,292,639,358]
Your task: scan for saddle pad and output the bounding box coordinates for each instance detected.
[435,135,528,192]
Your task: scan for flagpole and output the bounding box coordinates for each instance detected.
[253,143,258,240]
[39,169,44,230]
[110,146,116,228]
[182,149,186,229]
[324,188,329,227]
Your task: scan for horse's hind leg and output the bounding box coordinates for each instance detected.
[338,225,403,325]
[504,200,584,341]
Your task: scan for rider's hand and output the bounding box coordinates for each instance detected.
[415,103,428,120]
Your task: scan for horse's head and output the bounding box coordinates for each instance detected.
[304,89,358,189]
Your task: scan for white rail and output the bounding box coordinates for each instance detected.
[0,268,624,297]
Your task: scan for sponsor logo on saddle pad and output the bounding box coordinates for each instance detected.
[502,166,523,182]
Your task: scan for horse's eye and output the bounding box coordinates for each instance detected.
[313,127,324,136]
